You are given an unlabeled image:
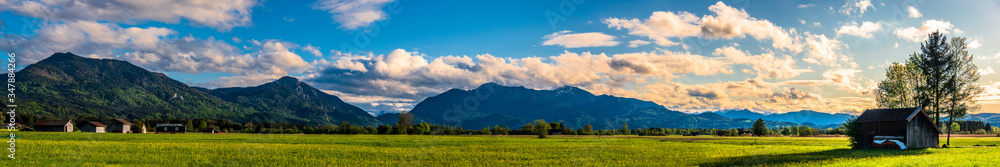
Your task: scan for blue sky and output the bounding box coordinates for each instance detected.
[2,0,1000,115]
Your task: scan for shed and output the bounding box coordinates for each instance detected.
[33,120,73,132]
[107,118,132,133]
[131,124,147,134]
[856,107,941,149]
[155,124,186,134]
[80,121,106,133]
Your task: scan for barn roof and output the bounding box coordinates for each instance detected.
[110,118,133,125]
[857,107,941,133]
[856,107,921,123]
[86,122,106,127]
[33,120,72,126]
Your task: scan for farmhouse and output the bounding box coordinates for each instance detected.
[80,122,106,133]
[155,124,186,134]
[107,118,133,133]
[855,107,940,149]
[33,120,73,132]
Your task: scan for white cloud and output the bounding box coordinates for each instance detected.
[713,46,812,79]
[303,44,323,57]
[541,31,620,48]
[798,4,815,8]
[979,67,995,75]
[627,40,651,48]
[604,11,701,46]
[836,21,882,38]
[313,0,396,30]
[969,39,982,49]
[0,0,256,31]
[894,20,957,42]
[839,0,874,16]
[907,6,922,18]
[803,33,851,67]
[605,2,803,52]
[799,19,807,24]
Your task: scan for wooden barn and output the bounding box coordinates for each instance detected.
[107,118,133,133]
[80,122,106,133]
[33,120,73,132]
[155,124,186,134]
[856,107,940,149]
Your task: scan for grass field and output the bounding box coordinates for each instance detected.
[3,132,999,166]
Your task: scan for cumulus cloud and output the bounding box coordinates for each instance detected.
[803,33,852,67]
[713,46,812,79]
[836,21,882,38]
[839,0,874,16]
[0,21,312,87]
[605,2,803,52]
[969,39,982,49]
[627,40,651,48]
[778,69,874,95]
[894,20,957,42]
[313,0,396,30]
[303,44,323,57]
[907,6,922,18]
[980,67,995,75]
[541,31,620,48]
[0,0,256,31]
[604,11,701,46]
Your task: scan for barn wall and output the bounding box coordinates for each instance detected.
[858,121,907,149]
[906,115,939,148]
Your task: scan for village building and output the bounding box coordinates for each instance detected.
[33,120,74,132]
[107,118,133,133]
[156,124,186,134]
[131,124,147,134]
[80,122,106,133]
[855,107,941,149]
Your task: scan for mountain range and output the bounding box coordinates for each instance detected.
[13,52,850,129]
[712,109,855,126]
[377,83,811,130]
[8,53,378,126]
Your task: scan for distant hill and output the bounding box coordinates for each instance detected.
[405,83,809,130]
[965,113,1000,124]
[204,76,381,126]
[8,52,377,126]
[715,109,854,126]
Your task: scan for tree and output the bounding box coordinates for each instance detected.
[751,118,766,136]
[843,116,860,148]
[197,120,208,130]
[621,122,630,135]
[942,36,982,146]
[533,120,551,138]
[397,110,414,134]
[185,119,194,132]
[521,124,534,135]
[583,124,594,135]
[911,31,951,126]
[875,60,923,108]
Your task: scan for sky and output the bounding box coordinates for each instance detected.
[2,0,1000,115]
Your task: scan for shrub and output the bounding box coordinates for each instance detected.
[975,129,987,135]
[843,116,860,149]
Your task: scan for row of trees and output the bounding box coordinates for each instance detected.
[875,31,982,147]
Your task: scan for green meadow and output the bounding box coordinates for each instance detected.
[3,132,999,166]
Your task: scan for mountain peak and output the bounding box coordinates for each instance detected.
[40,52,84,63]
[477,82,502,89]
[274,76,300,84]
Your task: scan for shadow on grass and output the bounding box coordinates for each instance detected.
[699,148,933,166]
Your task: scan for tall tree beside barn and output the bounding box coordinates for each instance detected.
[942,36,982,146]
[884,31,983,147]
